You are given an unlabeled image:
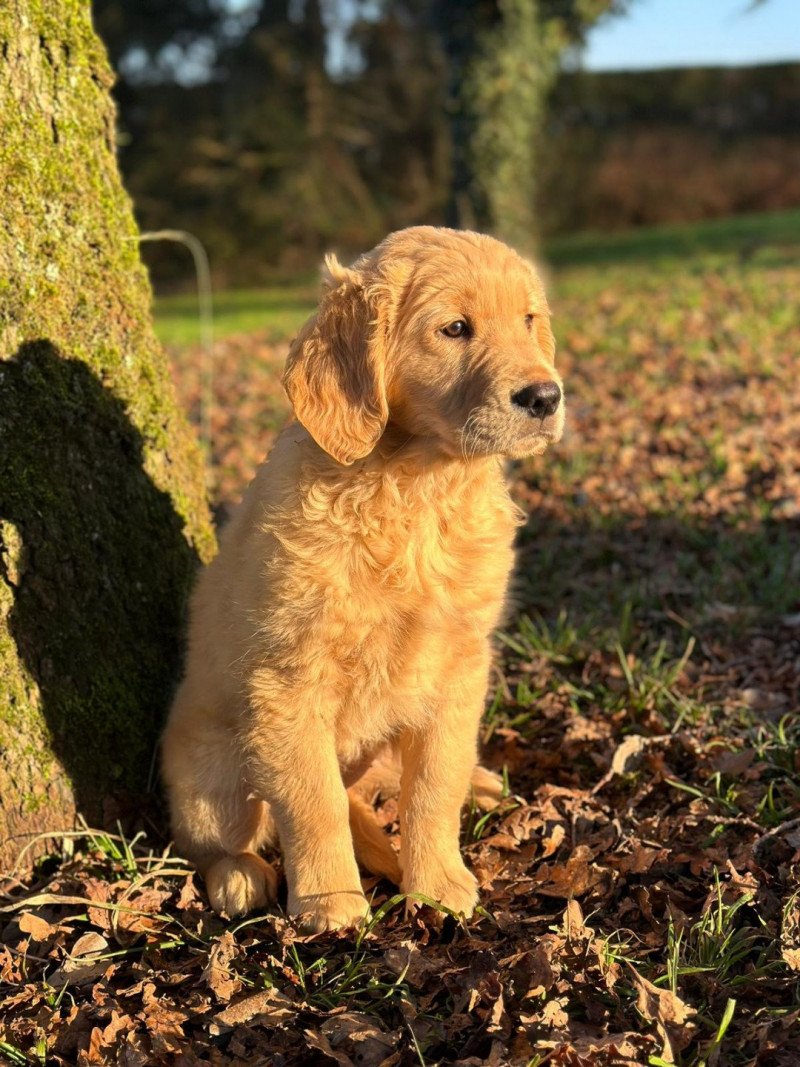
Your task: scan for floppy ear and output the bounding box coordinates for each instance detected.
[283,254,388,466]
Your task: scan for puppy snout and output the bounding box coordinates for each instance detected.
[510,381,562,419]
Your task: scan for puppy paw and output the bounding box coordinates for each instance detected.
[205,852,278,917]
[288,890,371,934]
[403,859,479,919]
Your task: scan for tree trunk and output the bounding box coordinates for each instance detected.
[464,0,558,251]
[0,1,216,870]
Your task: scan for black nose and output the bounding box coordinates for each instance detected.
[511,381,561,419]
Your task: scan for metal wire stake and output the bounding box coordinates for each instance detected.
[137,229,215,485]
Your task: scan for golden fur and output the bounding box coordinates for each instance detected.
[161,226,565,932]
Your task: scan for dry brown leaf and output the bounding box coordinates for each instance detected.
[308,1013,401,1067]
[303,1029,355,1067]
[567,1026,656,1063]
[203,930,243,1001]
[49,932,111,988]
[522,934,561,997]
[541,996,569,1029]
[101,1010,131,1048]
[611,846,667,875]
[541,821,567,858]
[176,874,201,910]
[82,879,114,932]
[81,1027,107,1065]
[534,844,609,898]
[117,887,172,933]
[209,987,298,1033]
[592,734,653,794]
[495,805,544,845]
[712,748,756,775]
[0,946,18,983]
[780,892,800,971]
[486,991,511,1038]
[140,982,190,1054]
[563,899,588,940]
[17,911,56,942]
[382,939,440,988]
[478,831,523,851]
[629,964,696,1062]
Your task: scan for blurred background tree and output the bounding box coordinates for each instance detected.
[428,0,628,249]
[90,0,800,282]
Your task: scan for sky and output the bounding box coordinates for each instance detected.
[155,0,800,85]
[583,0,800,71]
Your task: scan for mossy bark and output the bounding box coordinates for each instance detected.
[0,0,216,870]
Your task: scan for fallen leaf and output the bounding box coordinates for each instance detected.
[541,997,569,1029]
[203,930,243,1001]
[541,821,566,858]
[382,940,440,987]
[18,911,55,942]
[209,988,298,1033]
[307,1013,401,1067]
[49,932,110,988]
[563,898,588,940]
[629,964,696,1062]
[534,845,610,898]
[522,934,561,997]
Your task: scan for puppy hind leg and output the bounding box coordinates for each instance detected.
[469,764,506,811]
[163,725,278,917]
[352,744,506,812]
[201,795,279,918]
[348,790,401,886]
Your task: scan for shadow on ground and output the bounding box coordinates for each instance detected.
[0,341,199,823]
[516,506,799,630]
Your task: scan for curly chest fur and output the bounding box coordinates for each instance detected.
[251,452,521,753]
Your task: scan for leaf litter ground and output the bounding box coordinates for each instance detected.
[2,248,799,1066]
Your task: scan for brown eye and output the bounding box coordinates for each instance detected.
[525,313,535,330]
[442,319,469,339]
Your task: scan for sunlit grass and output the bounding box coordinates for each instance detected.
[153,277,318,347]
[152,208,800,347]
[546,206,800,269]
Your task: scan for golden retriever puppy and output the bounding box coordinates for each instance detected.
[161,226,565,932]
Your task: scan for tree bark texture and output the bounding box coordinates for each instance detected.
[0,0,216,870]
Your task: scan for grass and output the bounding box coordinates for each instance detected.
[546,206,800,268]
[153,275,318,348]
[152,207,800,347]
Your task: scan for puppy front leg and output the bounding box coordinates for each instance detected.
[399,673,486,918]
[249,725,369,933]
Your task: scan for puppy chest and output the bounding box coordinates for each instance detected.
[322,540,512,732]
[330,516,514,640]
[253,465,519,743]
[330,598,492,757]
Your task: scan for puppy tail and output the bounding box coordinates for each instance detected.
[348,790,402,885]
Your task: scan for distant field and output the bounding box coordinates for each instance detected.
[153,276,318,348]
[152,208,800,348]
[546,205,800,268]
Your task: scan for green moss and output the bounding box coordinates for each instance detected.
[0,1,216,859]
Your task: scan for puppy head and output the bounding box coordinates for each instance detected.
[284,226,564,464]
